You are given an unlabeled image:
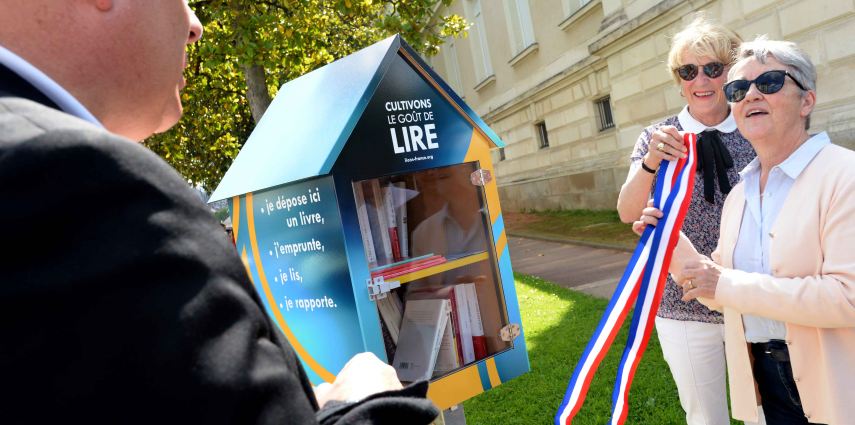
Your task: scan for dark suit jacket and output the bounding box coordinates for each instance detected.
[0,65,437,424]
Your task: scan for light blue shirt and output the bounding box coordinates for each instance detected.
[0,43,101,127]
[734,132,830,343]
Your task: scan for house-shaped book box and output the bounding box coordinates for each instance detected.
[210,35,529,408]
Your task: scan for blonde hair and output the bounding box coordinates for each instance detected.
[667,15,742,84]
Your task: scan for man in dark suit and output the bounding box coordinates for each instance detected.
[0,1,437,423]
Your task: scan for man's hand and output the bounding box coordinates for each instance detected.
[314,352,403,408]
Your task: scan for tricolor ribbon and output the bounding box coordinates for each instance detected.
[555,133,698,425]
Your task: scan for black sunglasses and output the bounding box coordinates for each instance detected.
[723,70,808,102]
[674,62,726,81]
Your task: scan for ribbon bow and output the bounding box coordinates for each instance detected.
[697,130,734,203]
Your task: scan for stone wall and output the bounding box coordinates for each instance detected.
[431,0,855,212]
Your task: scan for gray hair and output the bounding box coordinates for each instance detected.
[729,35,816,128]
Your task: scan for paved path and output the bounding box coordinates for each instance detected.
[507,235,632,299]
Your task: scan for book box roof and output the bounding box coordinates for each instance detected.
[210,35,503,202]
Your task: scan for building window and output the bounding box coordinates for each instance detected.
[595,96,615,131]
[441,38,464,95]
[465,0,494,85]
[504,0,536,55]
[562,0,593,17]
[499,147,506,161]
[535,121,549,149]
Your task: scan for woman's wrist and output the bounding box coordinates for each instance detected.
[640,155,658,174]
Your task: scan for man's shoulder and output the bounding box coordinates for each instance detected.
[0,97,105,141]
[0,96,136,161]
[0,97,201,220]
[0,97,181,182]
[412,207,447,234]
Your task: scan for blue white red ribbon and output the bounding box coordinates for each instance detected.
[555,133,698,425]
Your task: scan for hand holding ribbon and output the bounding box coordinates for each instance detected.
[555,132,698,425]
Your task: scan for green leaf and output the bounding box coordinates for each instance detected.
[145,0,469,191]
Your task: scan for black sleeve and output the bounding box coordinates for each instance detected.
[0,118,437,424]
[316,381,438,425]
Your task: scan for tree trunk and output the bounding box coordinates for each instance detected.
[244,64,272,123]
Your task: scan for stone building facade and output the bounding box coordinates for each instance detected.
[427,0,855,212]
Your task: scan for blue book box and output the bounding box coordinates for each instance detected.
[210,35,529,408]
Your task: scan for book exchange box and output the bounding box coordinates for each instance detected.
[210,35,529,408]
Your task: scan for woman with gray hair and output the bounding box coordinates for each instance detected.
[617,16,757,425]
[637,36,855,424]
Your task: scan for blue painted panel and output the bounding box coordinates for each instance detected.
[235,177,364,381]
[211,36,398,201]
[494,243,531,380]
[476,362,492,391]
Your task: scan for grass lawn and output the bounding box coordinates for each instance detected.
[504,210,637,250]
[462,273,685,424]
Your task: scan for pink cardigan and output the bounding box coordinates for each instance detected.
[702,143,855,424]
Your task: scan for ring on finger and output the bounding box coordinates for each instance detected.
[656,142,666,152]
[687,280,695,290]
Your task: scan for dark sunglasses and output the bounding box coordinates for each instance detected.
[723,70,808,102]
[674,62,726,81]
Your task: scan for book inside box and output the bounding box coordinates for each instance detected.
[352,162,511,382]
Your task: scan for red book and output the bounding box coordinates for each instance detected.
[472,336,488,360]
[379,257,447,279]
[388,227,402,262]
[370,255,444,277]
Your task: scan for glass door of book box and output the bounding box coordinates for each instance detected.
[352,162,511,384]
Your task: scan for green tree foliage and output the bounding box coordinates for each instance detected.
[145,0,468,191]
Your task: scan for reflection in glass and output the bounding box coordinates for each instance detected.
[352,162,511,382]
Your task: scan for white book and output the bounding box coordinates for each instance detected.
[377,296,401,345]
[377,295,402,344]
[407,285,469,365]
[393,181,409,259]
[383,184,401,261]
[352,182,377,267]
[463,283,488,360]
[392,299,451,382]
[453,284,475,364]
[368,180,394,264]
[432,311,460,377]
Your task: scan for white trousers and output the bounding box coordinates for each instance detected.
[655,317,765,425]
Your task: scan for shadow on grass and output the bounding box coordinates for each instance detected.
[462,273,684,425]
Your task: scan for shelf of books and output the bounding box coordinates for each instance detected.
[369,252,490,284]
[353,162,512,386]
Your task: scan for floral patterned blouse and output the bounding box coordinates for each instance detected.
[629,107,756,324]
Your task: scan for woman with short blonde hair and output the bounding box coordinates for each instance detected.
[617,16,758,425]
